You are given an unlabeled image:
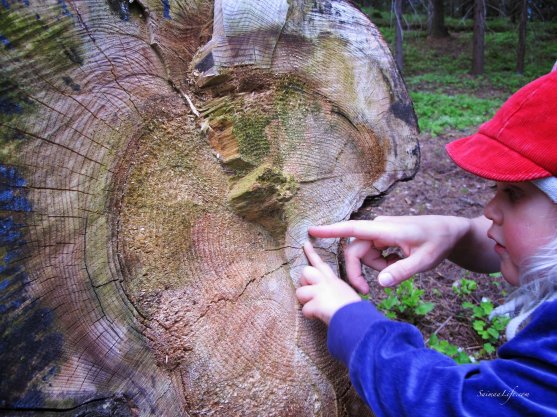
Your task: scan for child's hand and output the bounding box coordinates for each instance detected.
[296,241,362,325]
[308,215,476,291]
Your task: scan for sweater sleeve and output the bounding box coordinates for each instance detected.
[327,300,557,417]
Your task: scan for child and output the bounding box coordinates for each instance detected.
[296,71,557,416]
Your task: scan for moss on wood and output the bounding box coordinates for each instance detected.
[228,163,298,237]
[0,5,83,69]
[233,110,272,165]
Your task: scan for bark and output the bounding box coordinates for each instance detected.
[471,0,486,75]
[516,0,528,74]
[429,0,450,38]
[0,0,418,415]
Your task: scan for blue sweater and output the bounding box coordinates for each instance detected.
[328,300,557,416]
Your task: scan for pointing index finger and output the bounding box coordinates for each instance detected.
[309,221,400,243]
[303,241,325,267]
[308,222,357,238]
[303,241,339,280]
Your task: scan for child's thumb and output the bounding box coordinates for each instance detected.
[377,256,424,287]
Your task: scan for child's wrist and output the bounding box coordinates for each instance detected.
[327,301,387,366]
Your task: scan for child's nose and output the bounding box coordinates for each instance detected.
[483,196,502,224]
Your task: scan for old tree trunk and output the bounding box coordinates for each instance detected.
[0,0,418,415]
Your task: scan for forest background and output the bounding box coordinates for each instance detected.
[350,0,557,363]
[357,0,556,134]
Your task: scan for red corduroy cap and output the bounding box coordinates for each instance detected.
[446,71,557,181]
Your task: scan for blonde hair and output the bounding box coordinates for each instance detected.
[491,234,557,339]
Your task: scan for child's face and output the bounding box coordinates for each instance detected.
[484,181,557,285]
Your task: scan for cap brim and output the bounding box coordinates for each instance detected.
[446,132,552,182]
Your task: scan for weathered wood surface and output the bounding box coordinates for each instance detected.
[0,0,419,415]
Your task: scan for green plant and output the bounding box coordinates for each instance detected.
[374,274,509,363]
[428,333,473,364]
[491,278,508,297]
[377,278,435,321]
[452,277,478,297]
[410,91,503,135]
[462,297,510,355]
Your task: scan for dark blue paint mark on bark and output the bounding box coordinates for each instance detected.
[0,98,22,115]
[107,0,146,21]
[0,164,63,408]
[62,75,81,92]
[0,189,32,211]
[0,166,31,212]
[63,45,84,65]
[0,80,34,118]
[162,0,170,19]
[0,96,22,115]
[0,34,13,50]
[42,365,57,382]
[120,2,130,21]
[1,1,32,11]
[57,0,71,17]
[0,277,9,290]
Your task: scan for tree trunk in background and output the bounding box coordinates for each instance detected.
[516,0,528,74]
[394,0,404,71]
[0,0,418,415]
[429,0,450,38]
[472,0,486,75]
[510,0,520,23]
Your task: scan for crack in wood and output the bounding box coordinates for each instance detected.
[0,122,108,168]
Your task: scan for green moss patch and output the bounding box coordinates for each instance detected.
[228,163,298,236]
[233,111,271,165]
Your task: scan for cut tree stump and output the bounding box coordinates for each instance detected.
[0,0,419,415]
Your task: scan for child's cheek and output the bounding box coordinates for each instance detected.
[501,233,528,282]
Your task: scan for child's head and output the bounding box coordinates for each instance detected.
[482,181,557,285]
[445,71,557,336]
[446,71,557,281]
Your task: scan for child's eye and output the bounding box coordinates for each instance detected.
[503,187,522,202]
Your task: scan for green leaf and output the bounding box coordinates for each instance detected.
[487,327,500,339]
[415,302,435,315]
[473,320,485,331]
[455,351,472,364]
[444,344,458,356]
[481,301,494,315]
[472,306,484,318]
[385,311,397,320]
[381,295,399,310]
[483,343,496,354]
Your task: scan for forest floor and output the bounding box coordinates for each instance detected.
[353,128,513,360]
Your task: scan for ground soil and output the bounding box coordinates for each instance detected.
[352,129,513,359]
